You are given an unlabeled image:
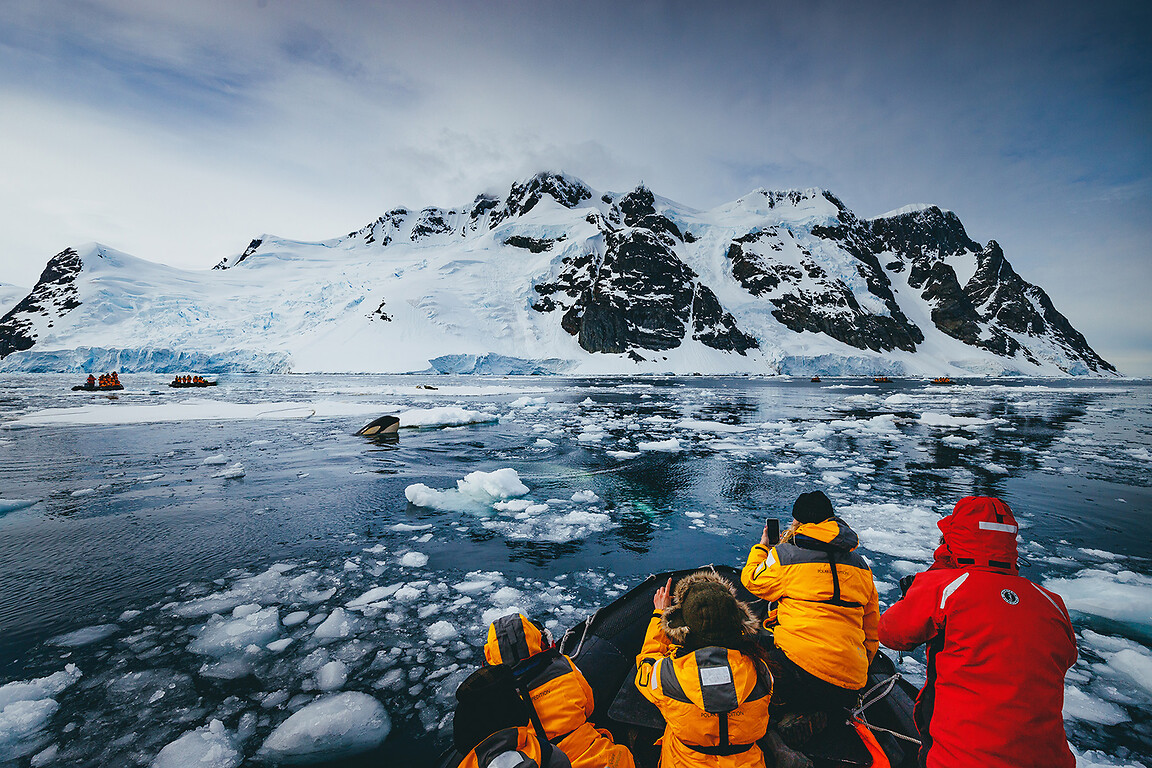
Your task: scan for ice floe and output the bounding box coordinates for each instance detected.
[0,665,82,761]
[256,692,391,763]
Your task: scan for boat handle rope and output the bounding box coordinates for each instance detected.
[850,673,923,747]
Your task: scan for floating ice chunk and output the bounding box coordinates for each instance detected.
[534,438,556,448]
[920,413,998,429]
[405,468,530,512]
[942,435,976,447]
[70,488,96,497]
[638,438,681,452]
[189,608,281,657]
[391,523,433,532]
[283,611,310,627]
[257,692,391,763]
[119,609,142,621]
[393,586,422,602]
[313,608,359,640]
[984,463,1009,474]
[31,745,57,766]
[607,450,640,459]
[232,603,262,619]
[0,665,81,760]
[1062,685,1128,725]
[395,406,497,428]
[267,638,294,653]
[452,579,497,595]
[214,463,246,479]
[1108,649,1152,696]
[1078,548,1124,561]
[49,623,118,647]
[347,584,403,609]
[151,718,242,768]
[571,490,599,503]
[492,587,523,607]
[398,552,428,568]
[0,499,38,514]
[1045,570,1152,629]
[675,419,752,433]
[316,661,348,691]
[201,454,229,466]
[428,621,458,642]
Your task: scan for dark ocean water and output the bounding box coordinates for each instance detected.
[0,374,1149,766]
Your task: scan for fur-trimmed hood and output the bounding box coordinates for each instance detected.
[661,569,760,647]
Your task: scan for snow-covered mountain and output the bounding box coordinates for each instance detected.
[0,173,1117,376]
[0,281,27,315]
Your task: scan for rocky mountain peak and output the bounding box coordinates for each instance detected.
[492,172,592,226]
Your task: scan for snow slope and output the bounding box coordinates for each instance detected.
[0,173,1117,376]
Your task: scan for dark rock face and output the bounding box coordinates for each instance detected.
[0,248,84,359]
[726,221,924,353]
[504,236,560,253]
[492,172,591,226]
[870,209,1115,373]
[214,238,263,270]
[537,190,756,356]
[411,208,452,240]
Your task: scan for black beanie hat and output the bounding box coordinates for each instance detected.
[793,490,835,524]
[681,581,745,647]
[452,664,528,754]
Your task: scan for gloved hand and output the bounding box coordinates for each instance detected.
[898,574,917,598]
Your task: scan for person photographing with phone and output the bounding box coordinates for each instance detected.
[741,491,880,756]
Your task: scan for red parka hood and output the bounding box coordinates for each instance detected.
[933,496,1019,573]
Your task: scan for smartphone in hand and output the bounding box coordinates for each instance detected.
[766,518,780,545]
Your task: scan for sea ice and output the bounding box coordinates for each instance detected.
[405,468,530,512]
[0,665,82,760]
[188,608,281,657]
[0,498,38,514]
[49,623,118,647]
[637,438,682,452]
[1045,570,1152,630]
[316,661,348,691]
[257,692,391,763]
[151,719,241,768]
[313,608,358,640]
[427,621,458,642]
[399,552,429,568]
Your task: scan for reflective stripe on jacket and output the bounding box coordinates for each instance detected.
[636,612,772,768]
[740,517,879,690]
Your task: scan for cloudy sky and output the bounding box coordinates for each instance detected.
[1,0,1148,373]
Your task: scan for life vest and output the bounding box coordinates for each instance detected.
[636,612,772,768]
[457,725,568,768]
[741,517,879,690]
[484,614,634,768]
[878,497,1077,768]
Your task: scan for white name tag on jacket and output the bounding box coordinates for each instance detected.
[700,666,733,686]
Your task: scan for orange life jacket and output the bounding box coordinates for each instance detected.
[741,517,879,690]
[636,613,772,768]
[457,725,568,768]
[484,614,634,768]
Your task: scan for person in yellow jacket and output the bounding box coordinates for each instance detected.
[741,491,879,745]
[483,613,634,768]
[635,570,774,768]
[453,663,572,768]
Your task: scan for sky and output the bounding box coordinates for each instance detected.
[0,0,1149,373]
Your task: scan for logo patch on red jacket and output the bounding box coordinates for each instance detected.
[1001,589,1019,605]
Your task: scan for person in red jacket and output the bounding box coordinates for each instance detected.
[878,496,1077,768]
